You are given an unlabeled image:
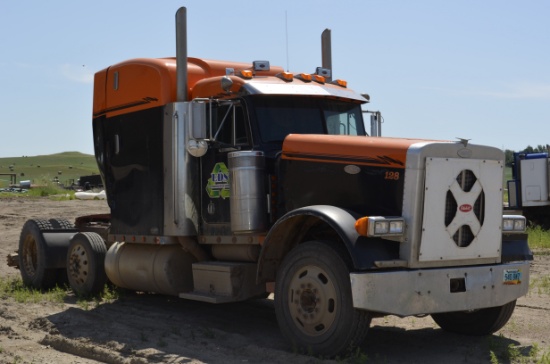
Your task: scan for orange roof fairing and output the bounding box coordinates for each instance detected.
[92,57,284,118]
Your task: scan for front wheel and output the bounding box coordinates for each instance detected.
[66,232,108,296]
[431,300,517,335]
[274,241,371,357]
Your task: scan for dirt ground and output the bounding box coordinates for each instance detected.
[0,197,548,364]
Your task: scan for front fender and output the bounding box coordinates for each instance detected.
[257,205,399,282]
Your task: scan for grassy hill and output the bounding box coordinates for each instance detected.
[0,152,99,188]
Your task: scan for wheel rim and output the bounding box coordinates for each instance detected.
[68,244,89,287]
[287,265,338,337]
[21,236,38,277]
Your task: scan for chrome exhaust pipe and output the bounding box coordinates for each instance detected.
[321,28,332,82]
[176,7,188,102]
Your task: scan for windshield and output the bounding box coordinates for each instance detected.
[251,96,366,143]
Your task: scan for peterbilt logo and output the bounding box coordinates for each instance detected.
[459,204,473,212]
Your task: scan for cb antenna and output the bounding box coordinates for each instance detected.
[285,11,290,71]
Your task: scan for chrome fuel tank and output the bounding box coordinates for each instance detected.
[105,241,196,296]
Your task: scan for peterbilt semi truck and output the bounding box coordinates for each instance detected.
[14,7,532,356]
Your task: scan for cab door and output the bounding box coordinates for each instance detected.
[199,100,250,234]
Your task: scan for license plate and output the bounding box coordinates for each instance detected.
[503,269,522,285]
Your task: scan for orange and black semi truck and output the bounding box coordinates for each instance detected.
[13,7,533,356]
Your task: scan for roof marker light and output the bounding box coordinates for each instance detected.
[240,70,253,79]
[313,74,326,84]
[295,73,312,82]
[276,72,294,82]
[331,79,348,88]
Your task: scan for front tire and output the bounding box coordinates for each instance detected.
[66,232,107,296]
[274,241,371,357]
[431,300,517,335]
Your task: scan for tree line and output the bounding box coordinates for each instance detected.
[505,145,549,167]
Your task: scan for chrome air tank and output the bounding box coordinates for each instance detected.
[228,151,267,233]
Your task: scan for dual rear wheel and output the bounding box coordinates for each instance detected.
[19,219,74,289]
[18,219,107,295]
[66,232,108,296]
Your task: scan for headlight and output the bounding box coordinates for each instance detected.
[355,216,405,237]
[502,215,526,233]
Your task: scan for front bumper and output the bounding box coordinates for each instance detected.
[350,262,530,316]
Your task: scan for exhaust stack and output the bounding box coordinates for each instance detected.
[321,28,332,82]
[176,7,188,102]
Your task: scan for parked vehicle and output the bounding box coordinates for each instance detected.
[11,7,532,356]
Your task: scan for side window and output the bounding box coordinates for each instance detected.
[326,114,341,135]
[209,102,249,146]
[325,109,361,136]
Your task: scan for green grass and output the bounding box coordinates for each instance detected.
[0,151,98,188]
[0,179,77,199]
[527,225,550,250]
[0,276,121,307]
[488,336,550,364]
[530,275,550,296]
[0,277,67,304]
[26,182,76,199]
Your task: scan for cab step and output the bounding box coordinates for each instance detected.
[179,261,265,303]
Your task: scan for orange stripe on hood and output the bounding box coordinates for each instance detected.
[282,134,435,168]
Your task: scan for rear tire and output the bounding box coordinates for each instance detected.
[18,219,57,289]
[48,218,75,230]
[49,218,76,285]
[274,241,371,357]
[431,300,517,335]
[66,232,107,296]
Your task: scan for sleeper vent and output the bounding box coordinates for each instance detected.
[444,169,485,247]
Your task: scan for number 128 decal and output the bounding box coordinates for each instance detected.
[384,171,400,180]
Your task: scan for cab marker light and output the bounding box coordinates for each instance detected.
[240,70,253,79]
[295,73,312,82]
[330,79,348,88]
[502,215,526,232]
[313,74,326,84]
[276,72,294,82]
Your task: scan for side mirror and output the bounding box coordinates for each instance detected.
[189,100,207,140]
[187,139,208,157]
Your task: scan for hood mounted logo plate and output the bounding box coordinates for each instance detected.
[459,204,473,213]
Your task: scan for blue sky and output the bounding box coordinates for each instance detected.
[1,1,549,157]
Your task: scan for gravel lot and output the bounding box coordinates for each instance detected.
[0,197,548,363]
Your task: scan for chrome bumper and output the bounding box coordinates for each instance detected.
[350,262,530,316]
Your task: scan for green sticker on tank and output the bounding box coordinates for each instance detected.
[206,162,230,199]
